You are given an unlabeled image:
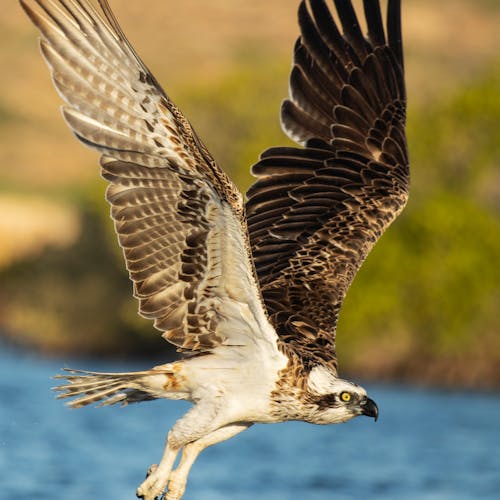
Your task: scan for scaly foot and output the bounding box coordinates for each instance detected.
[163,469,187,500]
[136,465,168,500]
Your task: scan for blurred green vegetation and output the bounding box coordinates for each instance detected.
[1,57,499,387]
[0,198,169,359]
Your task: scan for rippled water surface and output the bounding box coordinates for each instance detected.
[1,347,499,499]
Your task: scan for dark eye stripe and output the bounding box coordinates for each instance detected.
[314,394,338,409]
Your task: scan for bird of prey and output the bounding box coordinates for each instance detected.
[21,0,408,498]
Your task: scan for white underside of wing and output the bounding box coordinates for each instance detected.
[190,199,282,353]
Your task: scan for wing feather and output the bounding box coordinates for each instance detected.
[246,0,408,370]
[22,0,278,355]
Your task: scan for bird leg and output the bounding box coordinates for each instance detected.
[136,438,180,500]
[136,400,234,500]
[164,423,252,500]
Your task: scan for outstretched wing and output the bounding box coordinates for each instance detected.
[246,0,408,370]
[21,0,277,354]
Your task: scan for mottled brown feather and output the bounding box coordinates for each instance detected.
[21,0,273,354]
[246,0,409,370]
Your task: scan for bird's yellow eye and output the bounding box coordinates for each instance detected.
[340,392,351,402]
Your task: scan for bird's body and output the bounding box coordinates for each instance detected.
[21,0,408,498]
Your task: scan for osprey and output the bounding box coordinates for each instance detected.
[21,0,408,498]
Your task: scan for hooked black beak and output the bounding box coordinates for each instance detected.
[361,397,379,422]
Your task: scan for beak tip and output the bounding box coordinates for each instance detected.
[361,397,379,421]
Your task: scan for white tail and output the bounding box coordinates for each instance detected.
[54,365,183,408]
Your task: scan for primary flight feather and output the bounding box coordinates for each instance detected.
[20,0,408,499]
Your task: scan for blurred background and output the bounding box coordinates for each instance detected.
[1,2,500,499]
[1,0,499,388]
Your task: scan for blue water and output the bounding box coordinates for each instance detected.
[1,347,499,500]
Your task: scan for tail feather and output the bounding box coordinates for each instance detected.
[54,365,183,408]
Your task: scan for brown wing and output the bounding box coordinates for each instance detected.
[21,0,279,354]
[245,0,409,371]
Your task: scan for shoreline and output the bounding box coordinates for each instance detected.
[2,330,498,391]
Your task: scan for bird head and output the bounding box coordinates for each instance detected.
[305,366,378,424]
